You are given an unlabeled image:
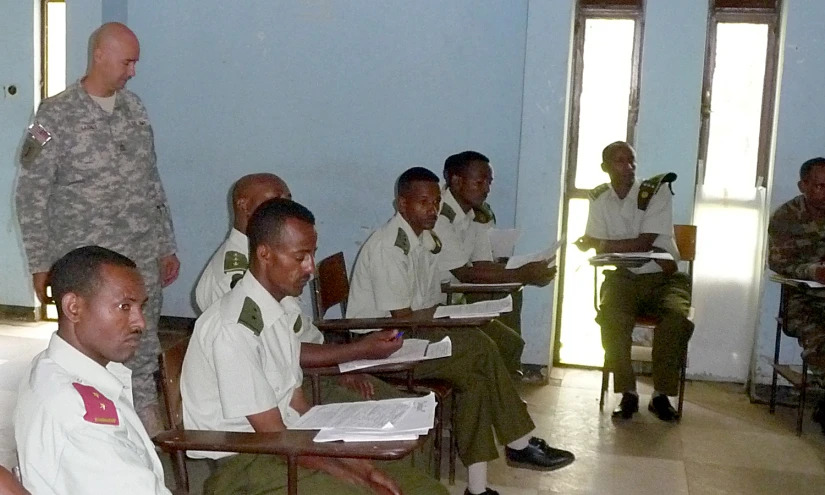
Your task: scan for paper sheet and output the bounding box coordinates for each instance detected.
[591,251,674,260]
[771,275,825,289]
[488,228,521,259]
[505,238,564,269]
[338,337,452,373]
[433,294,512,318]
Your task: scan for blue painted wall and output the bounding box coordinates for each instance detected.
[126,0,529,317]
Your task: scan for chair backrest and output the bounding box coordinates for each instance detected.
[311,252,350,319]
[158,336,190,432]
[673,224,697,262]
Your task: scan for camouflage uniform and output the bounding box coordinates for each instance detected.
[768,195,825,384]
[15,82,176,425]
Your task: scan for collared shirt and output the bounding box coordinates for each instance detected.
[15,81,176,272]
[768,194,825,281]
[193,229,323,344]
[585,179,679,275]
[347,213,443,320]
[433,188,494,279]
[181,273,307,459]
[14,334,171,495]
[195,228,249,312]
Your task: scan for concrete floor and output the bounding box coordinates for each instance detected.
[1,320,824,494]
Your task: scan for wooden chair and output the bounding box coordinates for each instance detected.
[593,224,697,419]
[767,275,825,435]
[154,337,423,495]
[310,252,492,484]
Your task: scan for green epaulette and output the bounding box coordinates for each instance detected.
[430,231,442,254]
[394,228,410,255]
[589,183,610,201]
[440,203,456,223]
[638,172,677,211]
[293,316,303,334]
[238,297,263,336]
[223,251,248,273]
[472,202,496,224]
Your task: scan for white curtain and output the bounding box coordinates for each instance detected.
[688,185,767,381]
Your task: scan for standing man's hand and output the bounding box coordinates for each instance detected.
[32,272,49,304]
[159,254,181,287]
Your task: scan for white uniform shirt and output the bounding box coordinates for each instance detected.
[194,229,323,344]
[14,334,171,495]
[433,188,494,280]
[347,213,443,320]
[195,228,249,312]
[181,273,308,459]
[584,179,679,275]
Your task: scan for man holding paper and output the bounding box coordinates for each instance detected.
[348,167,575,495]
[767,156,825,431]
[181,198,446,495]
[434,151,556,375]
[575,141,693,422]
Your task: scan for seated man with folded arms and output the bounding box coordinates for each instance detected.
[195,172,398,402]
[768,156,825,432]
[181,198,446,495]
[347,167,575,495]
[574,141,693,422]
[15,246,172,494]
[435,151,556,375]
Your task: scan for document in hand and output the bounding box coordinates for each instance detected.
[290,393,437,442]
[488,228,521,259]
[433,294,513,319]
[338,337,452,373]
[505,238,564,270]
[590,251,674,261]
[769,274,825,289]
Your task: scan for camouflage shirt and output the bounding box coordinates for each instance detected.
[15,82,176,273]
[768,195,825,280]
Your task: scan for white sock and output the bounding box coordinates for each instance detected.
[506,432,532,451]
[467,462,488,494]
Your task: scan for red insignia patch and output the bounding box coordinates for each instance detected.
[72,383,119,426]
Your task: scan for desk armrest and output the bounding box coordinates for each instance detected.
[440,282,523,294]
[153,429,421,461]
[303,362,417,376]
[314,317,492,332]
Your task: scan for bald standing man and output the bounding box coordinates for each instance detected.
[16,22,178,436]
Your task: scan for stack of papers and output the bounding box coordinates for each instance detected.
[505,238,564,270]
[338,337,452,373]
[290,393,436,442]
[433,294,513,319]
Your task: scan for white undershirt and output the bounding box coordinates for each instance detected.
[90,93,116,114]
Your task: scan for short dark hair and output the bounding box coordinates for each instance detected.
[800,157,825,181]
[49,246,137,318]
[248,198,316,253]
[396,167,439,197]
[443,151,489,186]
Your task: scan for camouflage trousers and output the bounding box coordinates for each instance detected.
[785,294,825,387]
[123,258,162,430]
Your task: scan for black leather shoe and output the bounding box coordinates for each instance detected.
[612,393,639,419]
[812,398,825,435]
[463,489,500,495]
[505,437,575,471]
[648,395,678,422]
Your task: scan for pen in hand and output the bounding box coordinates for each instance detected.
[394,331,405,341]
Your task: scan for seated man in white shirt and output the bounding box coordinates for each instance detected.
[574,141,693,421]
[15,246,172,495]
[181,198,446,495]
[434,151,556,374]
[347,167,575,495]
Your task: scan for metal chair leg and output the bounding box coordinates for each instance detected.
[449,391,457,485]
[677,357,687,420]
[599,368,609,410]
[433,395,443,481]
[797,360,808,436]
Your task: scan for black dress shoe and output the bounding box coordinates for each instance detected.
[812,398,825,435]
[505,437,575,471]
[463,488,500,495]
[648,395,678,422]
[612,392,639,419]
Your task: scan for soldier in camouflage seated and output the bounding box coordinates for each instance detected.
[575,141,693,422]
[768,156,825,433]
